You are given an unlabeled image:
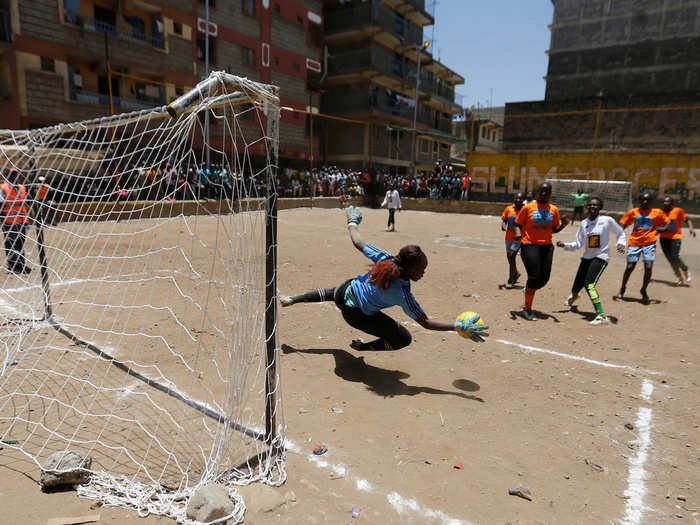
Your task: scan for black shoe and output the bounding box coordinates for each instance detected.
[614,287,625,300]
[640,289,650,305]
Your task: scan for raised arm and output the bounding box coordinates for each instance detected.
[347,223,365,252]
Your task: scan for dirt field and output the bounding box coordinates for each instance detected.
[1,206,698,524]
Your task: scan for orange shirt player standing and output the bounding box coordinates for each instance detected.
[659,196,695,285]
[512,183,569,320]
[501,192,524,288]
[615,191,669,304]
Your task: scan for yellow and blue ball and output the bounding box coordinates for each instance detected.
[455,311,484,339]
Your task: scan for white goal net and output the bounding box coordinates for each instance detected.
[547,178,633,213]
[0,72,283,523]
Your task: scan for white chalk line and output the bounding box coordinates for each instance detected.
[285,438,473,524]
[620,378,654,525]
[495,339,662,376]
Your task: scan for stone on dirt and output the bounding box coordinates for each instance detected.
[186,484,235,524]
[40,451,92,489]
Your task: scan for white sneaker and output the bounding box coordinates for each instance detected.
[280,295,294,307]
[565,293,578,306]
[683,269,692,282]
[589,315,608,325]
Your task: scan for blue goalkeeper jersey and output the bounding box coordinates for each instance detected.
[349,243,425,320]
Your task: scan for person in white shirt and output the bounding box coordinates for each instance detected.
[381,184,401,232]
[556,196,626,325]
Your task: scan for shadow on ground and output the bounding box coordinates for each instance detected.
[281,344,483,401]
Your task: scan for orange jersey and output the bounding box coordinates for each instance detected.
[619,207,669,246]
[515,202,560,245]
[660,207,687,240]
[501,204,522,242]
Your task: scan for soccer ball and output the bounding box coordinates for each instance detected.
[455,311,484,339]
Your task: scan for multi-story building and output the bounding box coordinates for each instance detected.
[321,0,464,173]
[0,0,323,165]
[504,0,700,151]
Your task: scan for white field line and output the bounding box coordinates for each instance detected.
[285,438,473,525]
[495,339,662,376]
[620,378,654,525]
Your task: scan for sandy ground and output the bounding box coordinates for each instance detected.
[1,205,698,525]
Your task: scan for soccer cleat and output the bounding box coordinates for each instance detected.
[521,309,535,321]
[683,269,692,282]
[565,293,578,306]
[614,288,625,300]
[589,315,608,325]
[279,295,294,307]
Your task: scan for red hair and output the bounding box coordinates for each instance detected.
[368,245,425,291]
[368,259,401,291]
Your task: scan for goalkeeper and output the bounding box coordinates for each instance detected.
[280,207,489,347]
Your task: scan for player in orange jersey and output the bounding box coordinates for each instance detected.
[659,196,695,285]
[513,183,569,320]
[615,192,670,304]
[501,192,524,288]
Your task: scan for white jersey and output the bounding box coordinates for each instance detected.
[381,189,401,210]
[562,215,626,261]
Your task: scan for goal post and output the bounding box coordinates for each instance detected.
[0,72,284,522]
[546,178,633,213]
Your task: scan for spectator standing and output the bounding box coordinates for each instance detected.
[1,168,31,274]
[381,184,402,232]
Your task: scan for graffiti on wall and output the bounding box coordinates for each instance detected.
[467,153,700,212]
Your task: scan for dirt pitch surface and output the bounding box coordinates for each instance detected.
[1,206,698,524]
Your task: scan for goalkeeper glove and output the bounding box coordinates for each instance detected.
[345,206,363,225]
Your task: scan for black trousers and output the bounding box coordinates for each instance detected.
[571,257,607,295]
[291,279,412,349]
[3,223,28,272]
[387,208,396,227]
[520,243,554,290]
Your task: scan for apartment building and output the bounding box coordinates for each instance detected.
[321,0,464,173]
[0,0,323,164]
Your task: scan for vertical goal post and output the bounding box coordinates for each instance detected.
[0,72,284,523]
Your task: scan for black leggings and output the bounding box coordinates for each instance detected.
[520,244,554,290]
[388,208,396,227]
[571,257,607,296]
[289,279,412,349]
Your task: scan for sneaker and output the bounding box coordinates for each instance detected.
[280,295,294,307]
[683,269,692,282]
[589,315,608,325]
[565,293,578,307]
[521,309,535,321]
[676,277,684,286]
[640,289,650,305]
[614,288,625,300]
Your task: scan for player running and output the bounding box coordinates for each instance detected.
[279,207,489,347]
[557,197,626,325]
[501,192,524,288]
[659,196,695,285]
[615,192,669,304]
[512,182,569,320]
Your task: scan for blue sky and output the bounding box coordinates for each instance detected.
[428,0,554,108]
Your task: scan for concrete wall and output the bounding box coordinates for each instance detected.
[547,0,700,100]
[503,93,700,152]
[466,151,700,213]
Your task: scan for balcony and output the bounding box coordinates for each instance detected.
[324,90,431,127]
[325,1,423,46]
[64,11,164,49]
[70,89,164,111]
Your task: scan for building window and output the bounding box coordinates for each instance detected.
[308,24,322,48]
[297,15,303,24]
[173,22,183,35]
[243,0,255,16]
[421,139,429,154]
[197,35,216,64]
[274,56,279,65]
[40,57,55,72]
[395,14,405,36]
[242,46,255,67]
[94,5,116,34]
[481,127,486,138]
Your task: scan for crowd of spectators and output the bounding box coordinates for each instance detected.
[42,158,470,204]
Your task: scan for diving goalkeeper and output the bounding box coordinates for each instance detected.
[280,207,489,347]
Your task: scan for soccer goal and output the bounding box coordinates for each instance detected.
[0,72,283,522]
[547,178,633,213]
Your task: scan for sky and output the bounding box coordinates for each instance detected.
[428,0,554,109]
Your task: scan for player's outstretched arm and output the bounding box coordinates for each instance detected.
[685,218,696,237]
[347,223,365,252]
[416,313,490,341]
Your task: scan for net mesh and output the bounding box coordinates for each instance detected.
[0,72,283,523]
[547,178,633,213]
